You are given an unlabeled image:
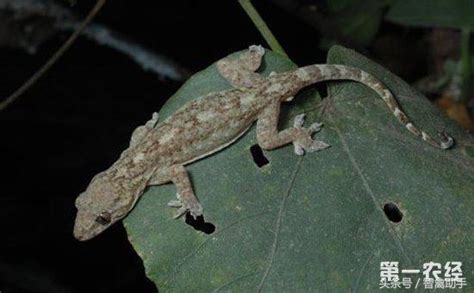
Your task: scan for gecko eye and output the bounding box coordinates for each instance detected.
[95,211,111,225]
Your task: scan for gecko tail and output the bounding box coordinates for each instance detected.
[295,64,454,150]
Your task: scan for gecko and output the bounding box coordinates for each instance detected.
[73,45,454,241]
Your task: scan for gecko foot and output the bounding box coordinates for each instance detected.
[248,44,265,57]
[438,132,454,149]
[129,112,160,147]
[293,114,330,155]
[167,194,203,219]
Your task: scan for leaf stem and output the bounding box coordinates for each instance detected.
[238,0,288,57]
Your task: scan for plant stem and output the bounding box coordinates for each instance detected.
[238,0,288,57]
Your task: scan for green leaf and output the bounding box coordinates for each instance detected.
[124,46,474,291]
[386,0,474,29]
[320,0,393,48]
[327,0,353,12]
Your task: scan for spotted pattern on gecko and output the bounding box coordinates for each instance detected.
[73,45,453,241]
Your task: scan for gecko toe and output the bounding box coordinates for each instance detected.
[189,203,203,218]
[173,207,187,219]
[294,138,330,155]
[308,122,323,133]
[293,143,305,156]
[294,114,306,128]
[169,198,203,219]
[308,140,330,152]
[167,199,182,207]
[438,132,454,149]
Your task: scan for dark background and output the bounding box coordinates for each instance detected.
[0,0,463,292]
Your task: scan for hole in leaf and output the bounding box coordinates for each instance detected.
[250,144,269,167]
[383,202,403,223]
[185,213,215,234]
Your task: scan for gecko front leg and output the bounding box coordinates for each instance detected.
[257,100,330,155]
[148,165,203,218]
[217,45,265,88]
[130,112,159,147]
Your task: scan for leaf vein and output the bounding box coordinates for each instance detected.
[328,111,412,265]
[256,158,302,291]
[165,211,271,284]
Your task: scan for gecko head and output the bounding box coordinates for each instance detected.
[73,173,132,241]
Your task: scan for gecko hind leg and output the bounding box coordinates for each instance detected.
[293,114,328,155]
[257,101,330,156]
[148,165,203,219]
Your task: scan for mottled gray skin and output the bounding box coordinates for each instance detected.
[73,45,453,241]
